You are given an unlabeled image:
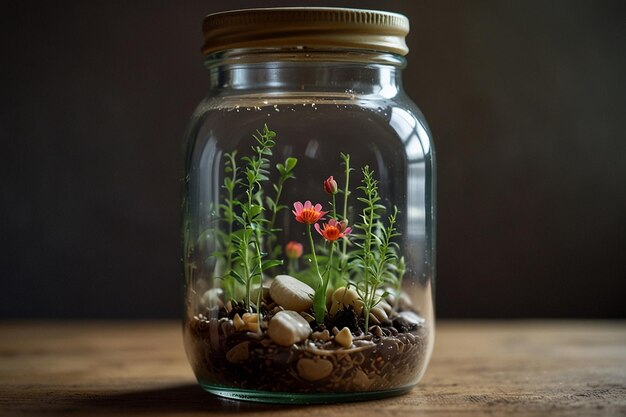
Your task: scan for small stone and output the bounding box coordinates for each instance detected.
[378,300,393,314]
[226,341,249,363]
[233,313,246,331]
[353,340,375,350]
[368,313,380,325]
[335,327,353,348]
[297,358,333,381]
[299,312,315,323]
[312,329,331,341]
[352,369,372,390]
[400,311,425,325]
[329,287,364,316]
[268,310,312,346]
[200,288,224,308]
[370,325,383,337]
[271,305,284,315]
[371,306,388,322]
[241,313,259,332]
[269,275,315,312]
[393,311,425,332]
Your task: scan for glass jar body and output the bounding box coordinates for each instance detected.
[182,50,435,403]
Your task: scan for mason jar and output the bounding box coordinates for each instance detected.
[182,7,435,403]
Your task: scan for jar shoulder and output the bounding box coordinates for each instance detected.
[183,94,434,162]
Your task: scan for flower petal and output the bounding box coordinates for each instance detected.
[304,200,312,209]
[343,227,352,235]
[314,223,323,236]
[313,203,322,212]
[293,201,303,212]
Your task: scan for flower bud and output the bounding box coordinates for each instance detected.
[284,241,303,259]
[323,176,338,195]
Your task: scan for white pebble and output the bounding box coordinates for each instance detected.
[269,275,315,312]
[268,310,312,346]
[329,287,364,316]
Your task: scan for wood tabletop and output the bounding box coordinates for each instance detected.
[0,320,624,416]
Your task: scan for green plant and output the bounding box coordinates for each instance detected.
[351,167,402,330]
[336,152,354,287]
[266,157,298,259]
[217,125,290,321]
[218,151,241,301]
[200,125,408,335]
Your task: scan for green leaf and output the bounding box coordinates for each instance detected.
[285,157,298,172]
[276,163,285,175]
[230,270,246,286]
[261,259,283,271]
[249,204,263,218]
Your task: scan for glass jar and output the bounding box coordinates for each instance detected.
[182,7,435,403]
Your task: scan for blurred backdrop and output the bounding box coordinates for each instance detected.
[1,0,624,319]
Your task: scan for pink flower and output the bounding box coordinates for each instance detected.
[284,241,303,259]
[323,176,338,195]
[314,219,352,242]
[292,201,328,225]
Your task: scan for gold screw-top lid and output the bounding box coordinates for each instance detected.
[202,7,410,56]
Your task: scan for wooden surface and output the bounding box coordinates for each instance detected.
[0,321,624,416]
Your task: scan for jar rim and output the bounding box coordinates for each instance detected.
[202,7,410,56]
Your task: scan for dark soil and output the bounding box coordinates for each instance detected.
[184,302,429,393]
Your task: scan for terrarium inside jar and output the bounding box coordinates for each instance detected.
[182,7,435,404]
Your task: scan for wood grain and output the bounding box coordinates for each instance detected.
[0,321,624,416]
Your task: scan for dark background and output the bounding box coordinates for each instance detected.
[1,1,624,319]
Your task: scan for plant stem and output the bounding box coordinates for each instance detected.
[340,155,351,277]
[342,159,350,222]
[323,241,335,295]
[361,171,377,331]
[307,224,323,286]
[225,153,237,301]
[307,224,326,323]
[269,184,283,234]
[243,235,251,310]
[267,179,284,255]
[253,239,264,332]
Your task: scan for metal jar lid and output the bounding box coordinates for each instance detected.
[202,7,410,56]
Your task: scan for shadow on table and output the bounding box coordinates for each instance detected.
[75,384,301,414]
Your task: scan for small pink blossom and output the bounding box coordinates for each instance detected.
[284,241,303,259]
[314,219,352,241]
[292,201,327,225]
[323,176,338,195]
